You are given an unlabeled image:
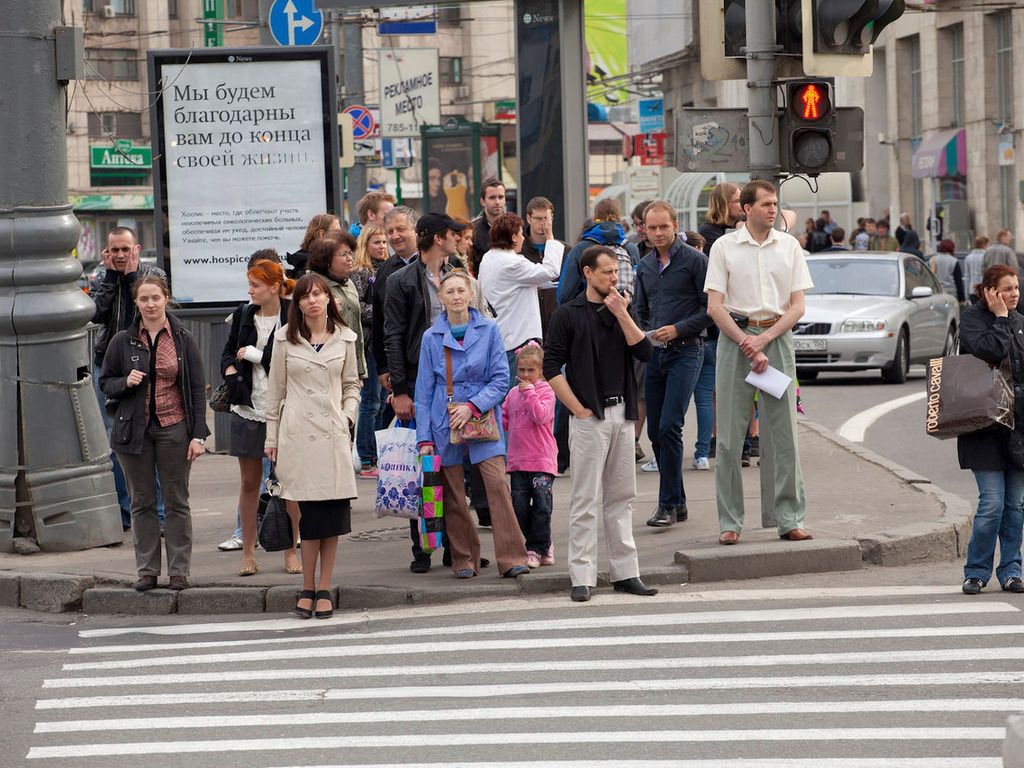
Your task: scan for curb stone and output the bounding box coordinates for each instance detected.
[175,586,267,615]
[675,538,862,582]
[1005,713,1024,768]
[82,587,178,616]
[20,573,94,613]
[0,570,24,607]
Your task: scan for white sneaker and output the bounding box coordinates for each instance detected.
[640,458,659,473]
[692,457,710,471]
[217,535,243,551]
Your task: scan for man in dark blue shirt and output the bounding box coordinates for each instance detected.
[635,201,713,527]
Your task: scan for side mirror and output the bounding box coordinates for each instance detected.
[910,286,933,298]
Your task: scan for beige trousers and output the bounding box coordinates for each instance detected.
[567,403,641,587]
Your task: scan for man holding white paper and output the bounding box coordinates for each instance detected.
[704,180,814,544]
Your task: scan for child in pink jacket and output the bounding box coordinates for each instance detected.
[502,343,558,568]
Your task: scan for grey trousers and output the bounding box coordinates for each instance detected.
[117,420,193,578]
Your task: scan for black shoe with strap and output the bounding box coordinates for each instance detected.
[645,506,674,528]
[962,578,984,595]
[1002,576,1024,593]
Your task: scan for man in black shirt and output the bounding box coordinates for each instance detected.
[544,245,659,603]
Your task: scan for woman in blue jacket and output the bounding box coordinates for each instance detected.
[415,270,530,579]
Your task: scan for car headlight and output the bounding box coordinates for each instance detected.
[840,319,887,332]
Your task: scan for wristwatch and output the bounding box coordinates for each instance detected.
[191,437,206,445]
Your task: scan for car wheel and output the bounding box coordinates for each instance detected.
[942,325,958,356]
[881,329,909,384]
[796,369,819,381]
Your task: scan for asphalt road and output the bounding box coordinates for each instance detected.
[2,561,1019,768]
[798,365,978,503]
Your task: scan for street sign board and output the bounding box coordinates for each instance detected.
[634,133,668,166]
[378,5,437,35]
[148,46,338,307]
[378,48,440,137]
[494,99,516,120]
[638,98,664,133]
[91,140,152,170]
[343,105,375,140]
[676,108,750,172]
[203,0,223,48]
[338,112,355,169]
[382,138,413,169]
[268,0,323,47]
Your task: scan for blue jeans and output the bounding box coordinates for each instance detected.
[694,339,717,459]
[510,471,553,553]
[645,344,703,507]
[95,365,164,527]
[965,469,1024,585]
[232,456,272,539]
[356,350,386,468]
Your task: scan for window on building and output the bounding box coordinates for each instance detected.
[908,36,922,139]
[224,0,258,20]
[439,57,463,86]
[993,11,1015,227]
[88,112,144,139]
[168,0,178,19]
[949,24,965,128]
[85,48,139,81]
[438,6,462,27]
[83,0,136,15]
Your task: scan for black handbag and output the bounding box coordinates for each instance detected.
[925,355,1014,439]
[257,471,294,552]
[209,382,231,413]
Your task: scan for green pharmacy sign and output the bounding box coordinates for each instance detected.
[90,140,152,171]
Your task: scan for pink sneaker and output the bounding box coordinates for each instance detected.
[526,551,541,569]
[540,545,555,566]
[359,466,379,479]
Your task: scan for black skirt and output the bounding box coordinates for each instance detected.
[297,499,352,540]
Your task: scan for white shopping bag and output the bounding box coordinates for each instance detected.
[373,420,421,519]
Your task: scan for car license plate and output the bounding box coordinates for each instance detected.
[794,338,826,352]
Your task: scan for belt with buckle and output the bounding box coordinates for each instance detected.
[665,336,702,349]
[602,395,624,407]
[748,316,781,329]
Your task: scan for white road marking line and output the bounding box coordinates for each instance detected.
[24,728,1007,758]
[71,601,1014,651]
[33,698,1024,733]
[46,645,1024,687]
[254,761,1004,768]
[73,586,985,638]
[837,391,925,442]
[60,624,1024,671]
[35,671,1024,708]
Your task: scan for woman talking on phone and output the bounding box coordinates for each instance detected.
[958,264,1024,595]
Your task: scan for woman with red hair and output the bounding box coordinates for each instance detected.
[221,257,301,576]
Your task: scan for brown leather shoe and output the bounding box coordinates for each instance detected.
[780,529,814,541]
[718,530,739,545]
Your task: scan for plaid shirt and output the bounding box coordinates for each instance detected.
[139,321,185,427]
[616,248,636,297]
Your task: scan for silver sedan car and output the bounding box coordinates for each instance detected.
[794,252,960,383]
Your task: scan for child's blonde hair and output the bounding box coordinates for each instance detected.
[516,342,544,370]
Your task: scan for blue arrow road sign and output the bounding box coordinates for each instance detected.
[268,0,323,47]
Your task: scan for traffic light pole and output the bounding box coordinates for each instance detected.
[0,0,122,552]
[744,0,781,181]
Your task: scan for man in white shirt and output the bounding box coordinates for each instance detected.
[478,212,564,388]
[704,180,814,545]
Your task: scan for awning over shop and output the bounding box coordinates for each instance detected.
[912,128,966,179]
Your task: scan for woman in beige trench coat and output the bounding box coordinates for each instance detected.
[265,273,361,619]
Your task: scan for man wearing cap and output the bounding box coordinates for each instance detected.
[383,212,468,573]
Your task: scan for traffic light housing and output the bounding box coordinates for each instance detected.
[802,0,906,76]
[699,0,806,80]
[779,80,865,175]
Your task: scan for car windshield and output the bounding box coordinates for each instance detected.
[806,259,900,297]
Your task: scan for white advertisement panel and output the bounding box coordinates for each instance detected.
[151,49,337,305]
[378,48,440,138]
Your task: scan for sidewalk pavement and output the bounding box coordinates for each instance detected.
[0,419,972,615]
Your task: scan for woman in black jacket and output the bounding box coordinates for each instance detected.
[100,275,209,592]
[958,264,1024,595]
[221,259,300,577]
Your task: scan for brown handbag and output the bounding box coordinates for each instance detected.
[445,347,500,444]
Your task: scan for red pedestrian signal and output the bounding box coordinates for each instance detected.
[790,82,831,122]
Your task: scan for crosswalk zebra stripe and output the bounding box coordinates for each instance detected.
[24,728,1008,759]
[67,602,1015,654]
[74,587,1000,638]
[256,761,1002,768]
[33,699,1024,733]
[45,646,1024,686]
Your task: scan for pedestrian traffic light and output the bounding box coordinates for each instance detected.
[780,80,865,174]
[801,0,906,76]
